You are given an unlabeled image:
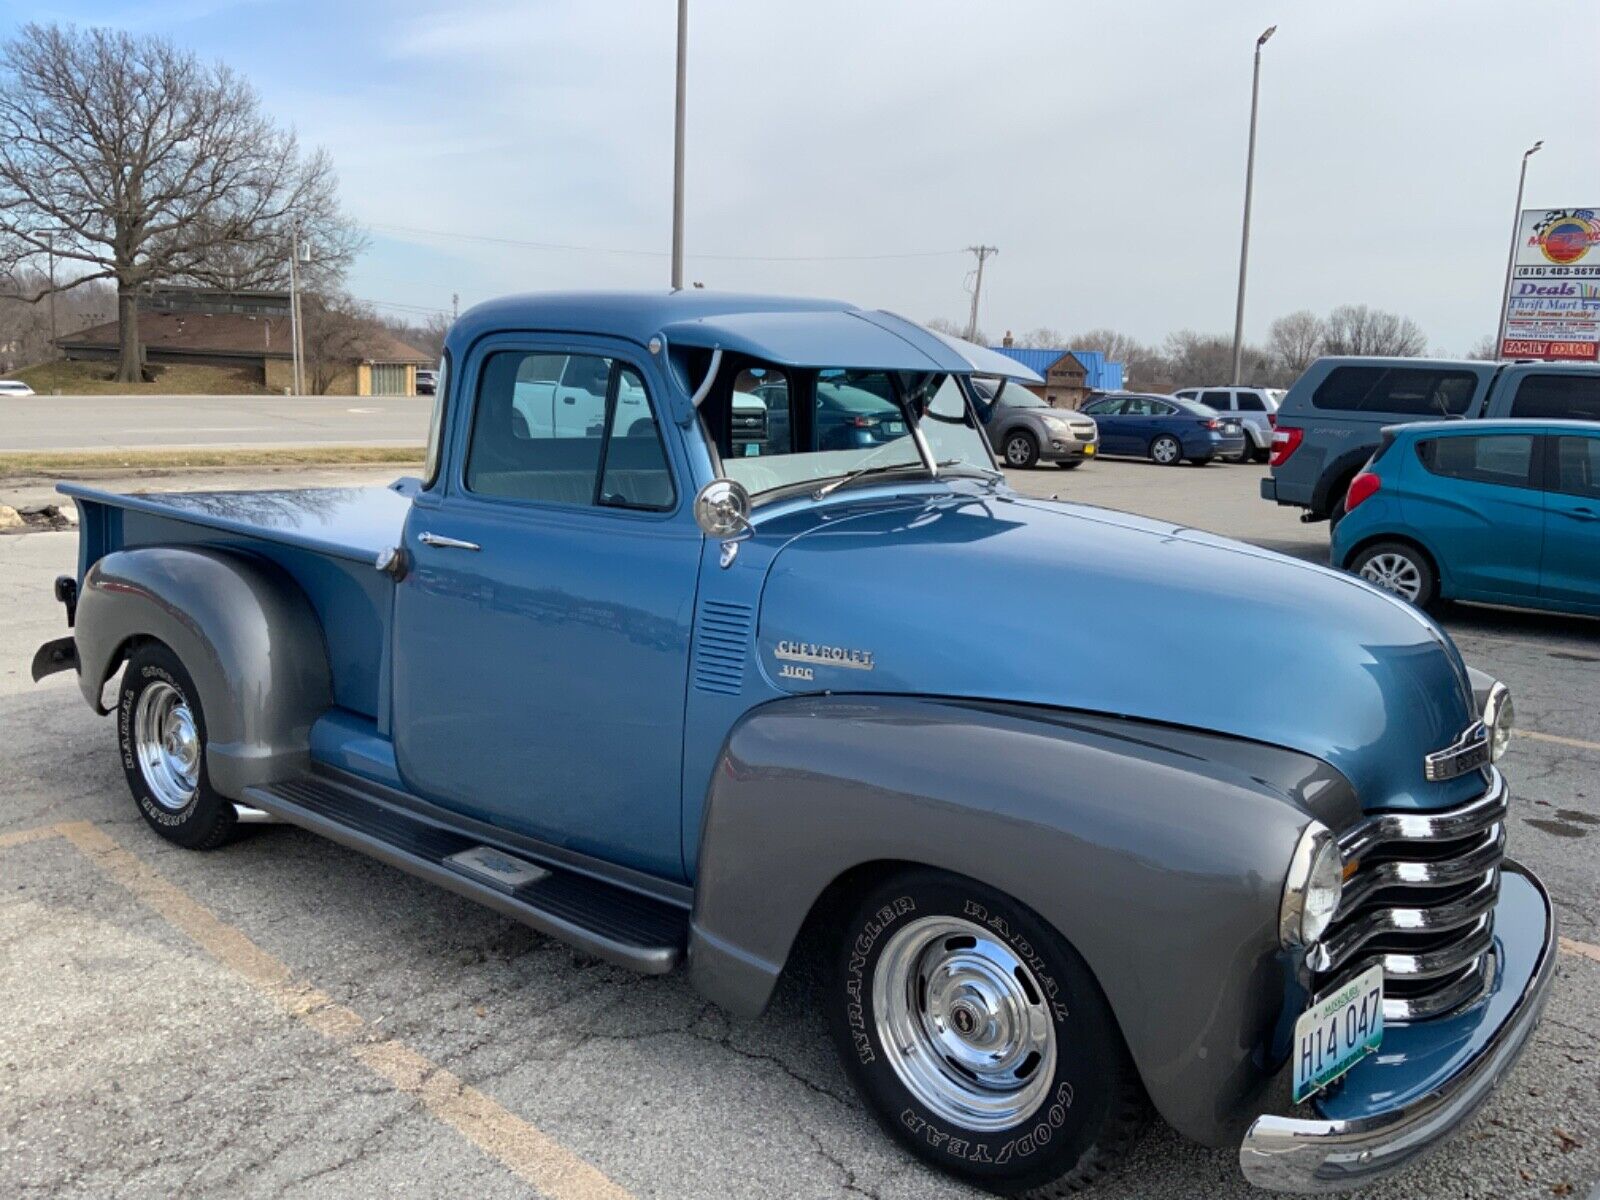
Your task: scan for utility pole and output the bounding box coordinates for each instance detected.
[452,292,460,322]
[671,0,688,291]
[1495,140,1543,356]
[1231,24,1276,386]
[964,245,998,342]
[288,227,302,395]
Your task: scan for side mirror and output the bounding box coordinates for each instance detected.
[693,478,752,539]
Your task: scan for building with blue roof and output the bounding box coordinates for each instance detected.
[987,336,1126,409]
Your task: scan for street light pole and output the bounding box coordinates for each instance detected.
[1230,24,1276,386]
[1495,140,1542,357]
[288,227,302,396]
[45,230,58,353]
[671,0,688,291]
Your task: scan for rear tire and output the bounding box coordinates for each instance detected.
[1149,435,1182,466]
[1350,541,1439,609]
[827,869,1146,1197]
[118,642,237,850]
[1004,431,1041,469]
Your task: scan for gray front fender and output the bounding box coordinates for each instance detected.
[74,547,332,798]
[686,694,1359,1147]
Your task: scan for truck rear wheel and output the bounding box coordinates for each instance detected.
[118,642,237,850]
[826,869,1145,1196]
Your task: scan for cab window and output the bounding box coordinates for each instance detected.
[1510,374,1600,421]
[466,350,673,509]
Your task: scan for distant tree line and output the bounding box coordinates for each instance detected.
[930,305,1491,393]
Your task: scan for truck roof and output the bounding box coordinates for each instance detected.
[447,290,1043,382]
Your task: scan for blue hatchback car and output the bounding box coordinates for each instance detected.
[1080,391,1247,465]
[1332,419,1600,614]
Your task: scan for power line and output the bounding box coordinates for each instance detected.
[365,220,967,264]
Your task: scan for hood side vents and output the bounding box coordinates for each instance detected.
[693,599,754,695]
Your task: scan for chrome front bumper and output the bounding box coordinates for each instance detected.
[1238,861,1558,1193]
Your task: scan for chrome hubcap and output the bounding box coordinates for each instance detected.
[1153,438,1178,463]
[1360,552,1423,602]
[873,916,1057,1131]
[135,681,200,811]
[1006,438,1030,465]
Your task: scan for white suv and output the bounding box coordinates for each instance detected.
[1173,386,1282,463]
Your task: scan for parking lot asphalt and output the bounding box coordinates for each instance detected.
[2,457,1597,1199]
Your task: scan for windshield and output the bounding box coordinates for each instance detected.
[997,380,1048,408]
[712,363,993,497]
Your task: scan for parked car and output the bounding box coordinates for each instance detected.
[1331,418,1600,614]
[969,376,1099,468]
[1173,386,1281,463]
[814,373,905,450]
[1080,391,1247,465]
[0,379,36,397]
[1262,356,1600,528]
[34,291,1552,1198]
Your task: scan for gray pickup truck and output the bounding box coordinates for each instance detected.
[1262,357,1600,526]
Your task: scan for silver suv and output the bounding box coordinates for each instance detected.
[1174,386,1282,463]
[970,377,1099,469]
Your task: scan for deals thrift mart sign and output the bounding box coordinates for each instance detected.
[1502,207,1600,361]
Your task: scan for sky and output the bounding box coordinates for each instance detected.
[7,0,1598,353]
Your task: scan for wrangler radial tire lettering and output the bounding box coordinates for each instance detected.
[826,869,1147,1196]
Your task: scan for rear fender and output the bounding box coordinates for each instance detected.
[74,547,332,797]
[686,694,1359,1146]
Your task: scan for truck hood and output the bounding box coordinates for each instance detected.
[754,492,1482,812]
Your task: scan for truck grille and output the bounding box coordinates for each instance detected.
[1310,771,1506,1022]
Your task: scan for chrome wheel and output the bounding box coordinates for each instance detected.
[134,680,201,812]
[1359,552,1424,602]
[1151,436,1179,465]
[1005,436,1033,466]
[872,915,1057,1131]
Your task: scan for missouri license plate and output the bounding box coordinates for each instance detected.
[1293,963,1383,1103]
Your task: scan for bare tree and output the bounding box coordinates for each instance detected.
[0,24,360,382]
[1321,305,1427,357]
[1268,310,1325,377]
[1066,327,1147,369]
[300,292,377,395]
[0,269,113,369]
[1012,326,1067,349]
[1464,333,1500,360]
[924,315,987,345]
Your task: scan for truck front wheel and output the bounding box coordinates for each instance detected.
[117,642,237,850]
[827,869,1146,1196]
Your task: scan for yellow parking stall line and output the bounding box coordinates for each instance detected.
[1518,729,1600,754]
[1563,937,1600,967]
[22,821,635,1200]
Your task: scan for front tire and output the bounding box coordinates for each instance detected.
[1003,430,1040,469]
[1148,435,1181,466]
[118,642,237,850]
[827,870,1145,1196]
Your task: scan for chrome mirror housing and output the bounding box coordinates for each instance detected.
[693,478,752,539]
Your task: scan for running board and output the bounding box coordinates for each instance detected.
[242,775,686,973]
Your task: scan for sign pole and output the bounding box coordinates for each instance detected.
[1495,141,1541,356]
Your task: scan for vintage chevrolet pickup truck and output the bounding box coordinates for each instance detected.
[35,292,1555,1196]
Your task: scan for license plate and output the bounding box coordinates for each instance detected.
[884,421,905,435]
[1083,444,1095,455]
[1224,423,1240,434]
[1293,963,1384,1103]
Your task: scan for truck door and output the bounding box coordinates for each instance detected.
[393,338,699,881]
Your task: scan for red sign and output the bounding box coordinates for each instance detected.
[1500,339,1598,361]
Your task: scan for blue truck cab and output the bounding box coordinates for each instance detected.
[35,292,1555,1195]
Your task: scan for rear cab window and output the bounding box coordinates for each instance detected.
[1508,373,1600,421]
[1313,366,1480,417]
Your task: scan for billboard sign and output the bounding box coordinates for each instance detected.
[1502,207,1600,361]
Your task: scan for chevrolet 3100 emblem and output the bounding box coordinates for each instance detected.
[775,640,875,674]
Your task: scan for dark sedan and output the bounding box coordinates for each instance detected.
[1080,392,1246,466]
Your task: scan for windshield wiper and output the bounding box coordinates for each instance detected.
[813,457,973,500]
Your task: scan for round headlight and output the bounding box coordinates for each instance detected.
[1485,683,1514,762]
[1280,823,1344,948]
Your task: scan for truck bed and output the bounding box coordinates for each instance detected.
[62,481,415,720]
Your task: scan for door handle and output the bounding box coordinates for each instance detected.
[418,532,480,551]
[1570,507,1599,522]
